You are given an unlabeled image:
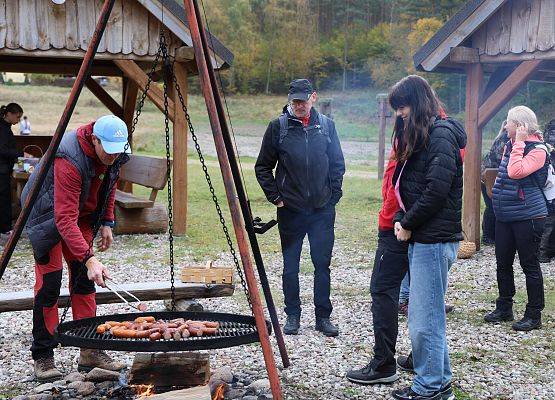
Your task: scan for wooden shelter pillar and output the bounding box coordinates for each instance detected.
[120,77,139,193]
[463,63,484,248]
[172,62,189,234]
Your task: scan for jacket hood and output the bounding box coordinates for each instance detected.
[432,117,467,150]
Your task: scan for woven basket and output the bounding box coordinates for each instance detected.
[457,240,476,259]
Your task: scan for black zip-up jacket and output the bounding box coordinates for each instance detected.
[0,119,21,174]
[393,117,467,243]
[255,106,345,212]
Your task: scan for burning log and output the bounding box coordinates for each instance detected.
[129,352,210,389]
[146,385,211,400]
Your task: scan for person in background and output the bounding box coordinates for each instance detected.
[0,103,28,241]
[485,106,548,331]
[389,75,466,400]
[346,148,408,385]
[480,121,509,246]
[20,115,31,135]
[539,118,555,263]
[255,79,345,337]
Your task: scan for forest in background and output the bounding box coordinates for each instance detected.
[194,0,555,127]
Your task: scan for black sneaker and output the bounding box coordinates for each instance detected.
[481,236,495,246]
[397,353,414,373]
[484,308,514,323]
[346,361,398,385]
[512,316,541,331]
[391,387,441,399]
[440,382,455,400]
[315,317,339,337]
[283,315,300,335]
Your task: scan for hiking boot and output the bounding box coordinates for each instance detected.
[315,317,339,337]
[398,301,408,316]
[391,386,441,400]
[78,349,126,372]
[396,353,414,373]
[34,356,63,382]
[440,382,455,400]
[484,308,514,323]
[283,315,300,335]
[346,361,398,385]
[512,316,542,332]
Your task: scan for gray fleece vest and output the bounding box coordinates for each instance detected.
[22,131,96,259]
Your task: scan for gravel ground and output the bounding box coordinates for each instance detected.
[1,235,553,399]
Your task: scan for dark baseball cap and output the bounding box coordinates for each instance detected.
[288,79,314,101]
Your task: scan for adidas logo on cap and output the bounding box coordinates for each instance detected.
[113,129,126,138]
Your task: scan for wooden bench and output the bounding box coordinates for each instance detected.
[0,281,235,313]
[114,155,172,235]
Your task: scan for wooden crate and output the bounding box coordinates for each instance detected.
[181,261,234,285]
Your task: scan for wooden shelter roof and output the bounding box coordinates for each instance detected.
[0,0,233,75]
[414,0,555,75]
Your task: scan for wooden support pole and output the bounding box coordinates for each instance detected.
[376,93,389,180]
[478,60,542,129]
[182,0,282,397]
[120,77,139,193]
[114,59,175,120]
[463,63,484,249]
[172,62,188,235]
[85,77,124,118]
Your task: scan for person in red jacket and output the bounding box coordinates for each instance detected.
[346,149,409,385]
[25,115,129,381]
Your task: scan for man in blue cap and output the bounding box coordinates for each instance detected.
[22,115,130,381]
[255,79,345,337]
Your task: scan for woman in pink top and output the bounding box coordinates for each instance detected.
[486,106,548,331]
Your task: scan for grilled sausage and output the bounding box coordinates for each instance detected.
[149,332,162,341]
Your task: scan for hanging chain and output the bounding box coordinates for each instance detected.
[158,32,177,311]
[159,49,253,312]
[59,46,163,326]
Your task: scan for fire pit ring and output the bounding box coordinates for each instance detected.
[56,311,271,352]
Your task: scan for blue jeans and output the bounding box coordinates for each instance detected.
[277,205,335,318]
[408,242,459,396]
[399,272,410,304]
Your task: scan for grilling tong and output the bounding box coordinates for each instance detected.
[104,277,147,312]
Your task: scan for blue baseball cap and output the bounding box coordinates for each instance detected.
[92,115,131,154]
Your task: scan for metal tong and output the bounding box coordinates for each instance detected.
[104,277,147,311]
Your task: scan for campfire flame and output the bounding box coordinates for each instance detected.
[133,384,155,398]
[212,383,226,400]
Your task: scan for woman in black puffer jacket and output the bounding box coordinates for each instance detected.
[388,75,466,400]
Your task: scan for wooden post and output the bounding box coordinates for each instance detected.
[120,77,139,193]
[182,0,282,397]
[376,93,389,180]
[320,98,332,118]
[463,63,484,249]
[172,62,188,235]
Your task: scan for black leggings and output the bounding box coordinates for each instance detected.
[0,173,12,233]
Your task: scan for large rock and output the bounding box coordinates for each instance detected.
[64,372,84,383]
[164,299,204,312]
[68,381,95,396]
[85,367,120,382]
[246,379,270,395]
[208,366,234,394]
[33,383,53,393]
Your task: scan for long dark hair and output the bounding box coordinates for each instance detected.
[0,102,23,119]
[389,75,440,162]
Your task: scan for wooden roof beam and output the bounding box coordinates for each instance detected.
[449,46,479,64]
[85,77,124,119]
[478,59,543,129]
[114,59,175,121]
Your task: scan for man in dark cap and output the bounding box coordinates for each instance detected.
[255,79,345,337]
